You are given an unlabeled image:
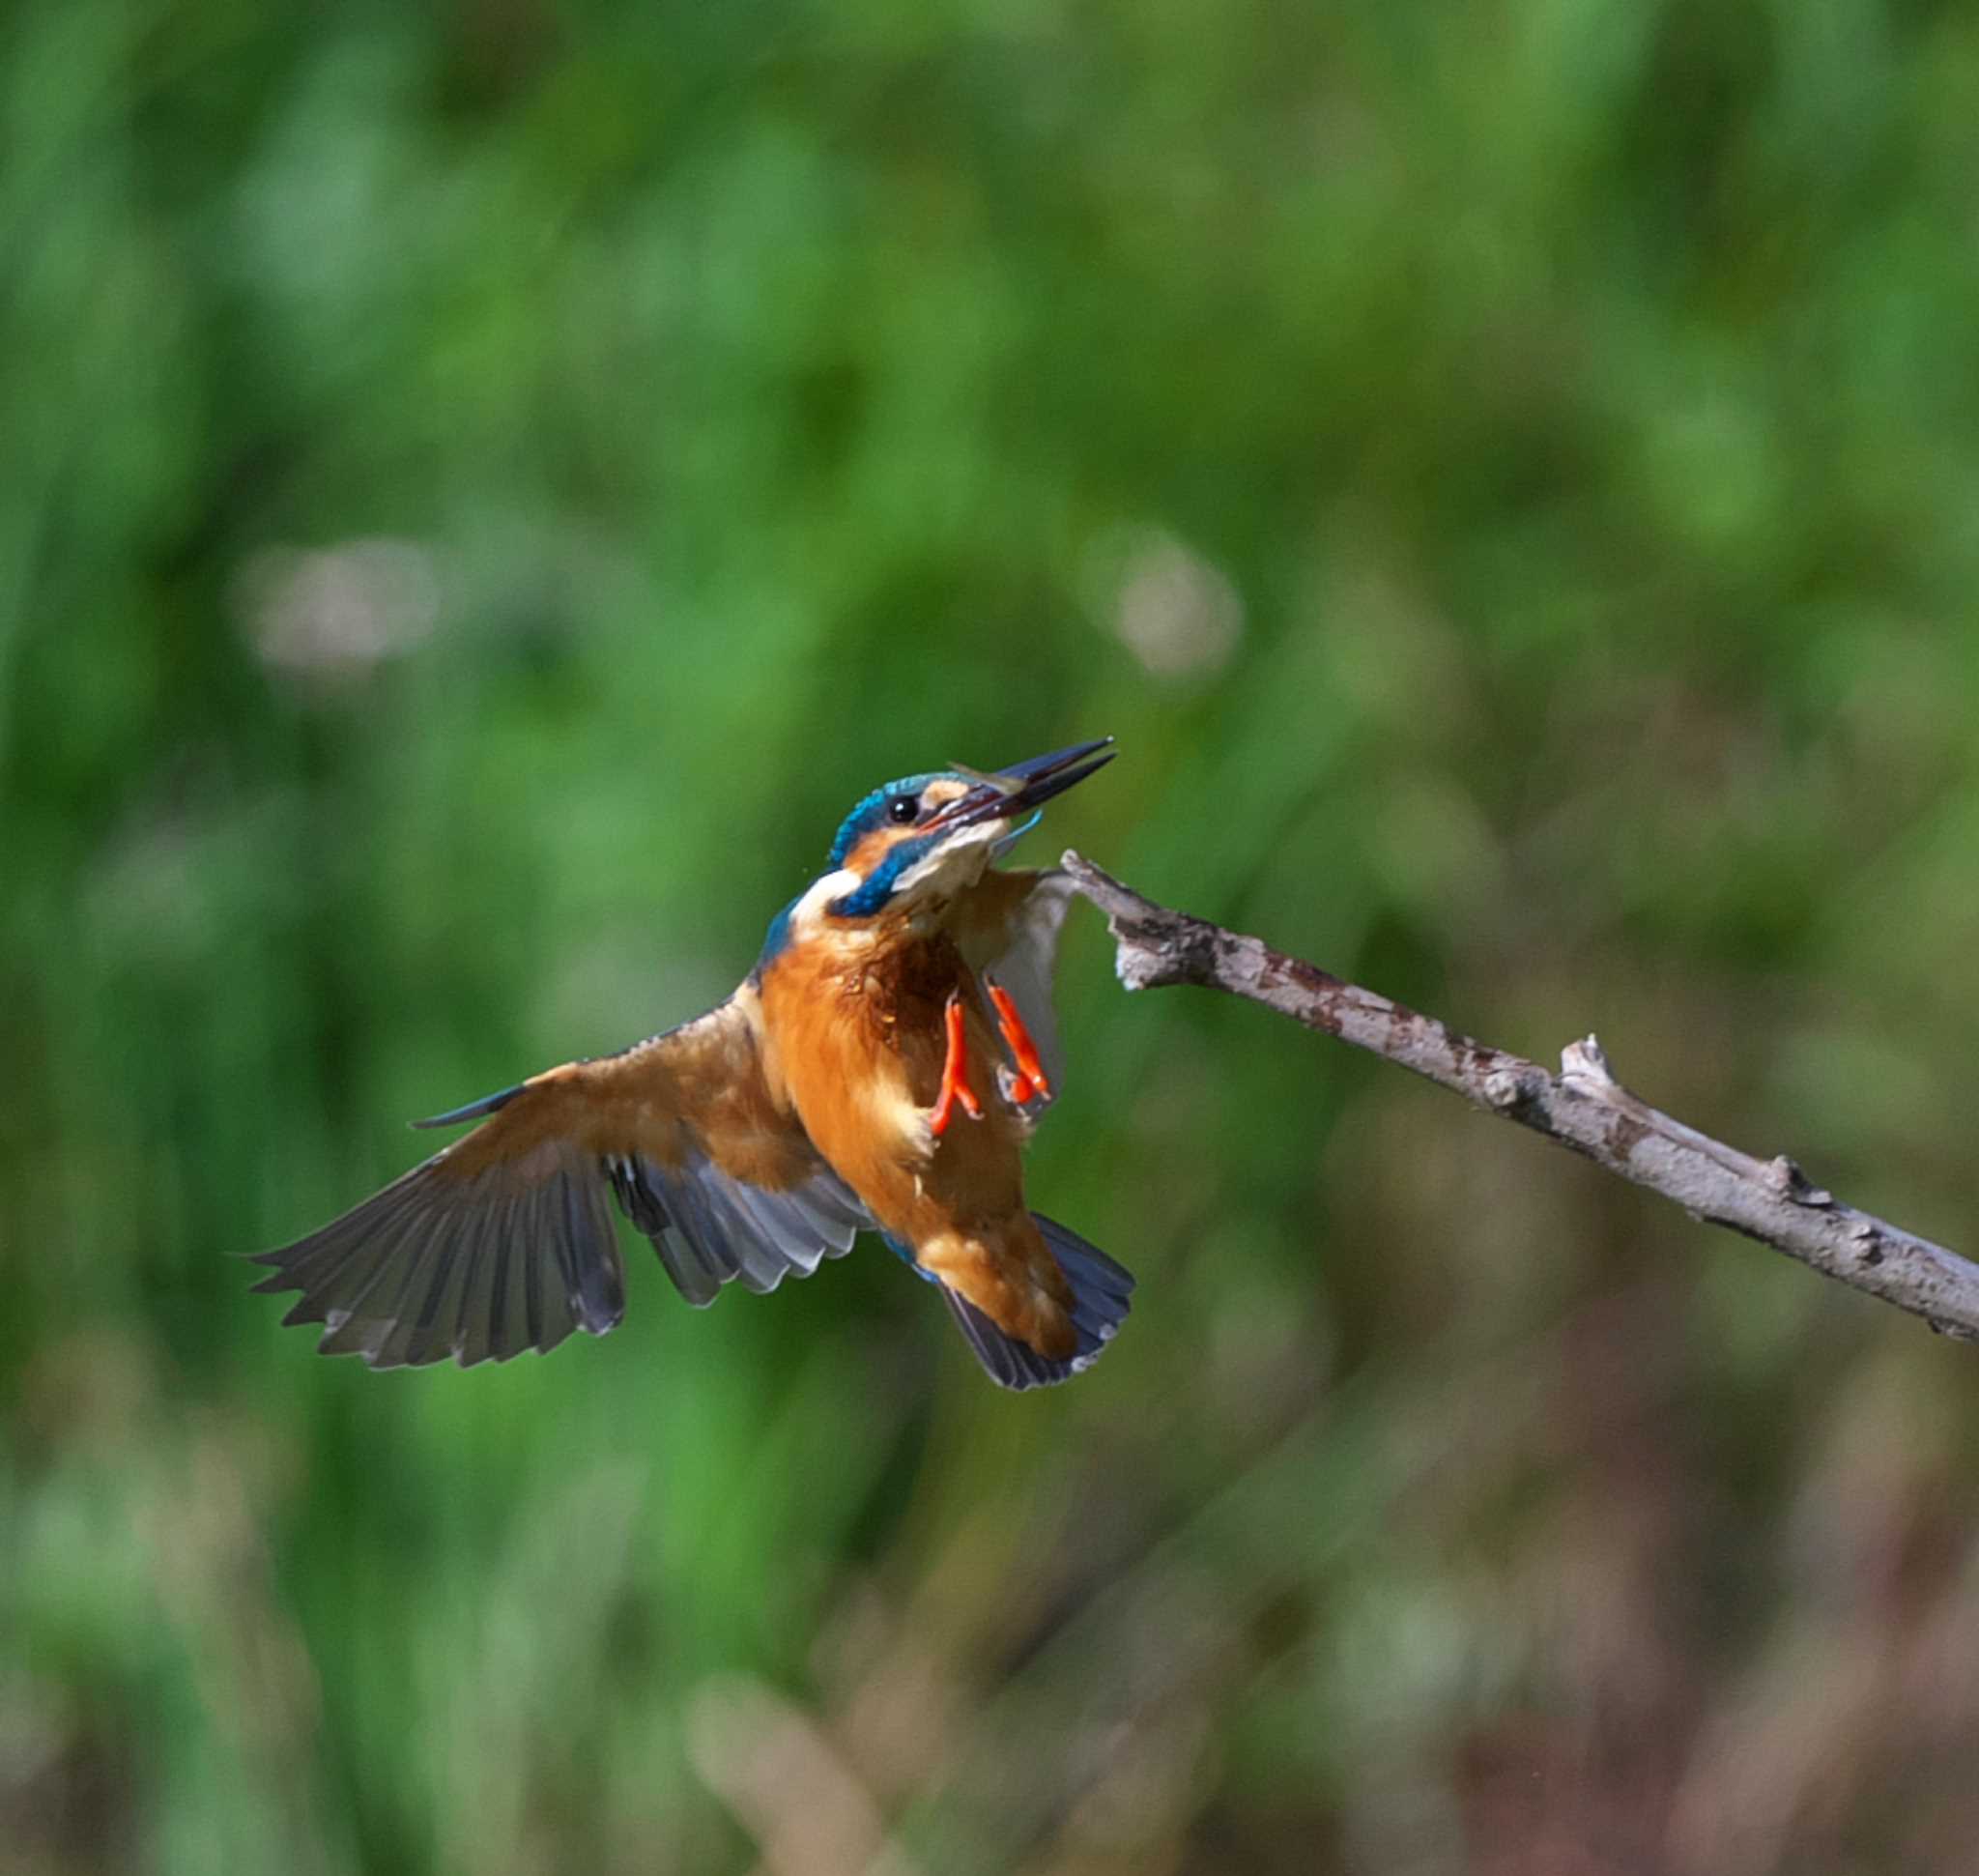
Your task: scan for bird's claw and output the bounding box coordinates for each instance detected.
[930,991,986,1138]
[986,976,1051,1106]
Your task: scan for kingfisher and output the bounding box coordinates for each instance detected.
[250,738,1131,1390]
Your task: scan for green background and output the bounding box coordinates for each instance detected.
[9,2,1979,1870]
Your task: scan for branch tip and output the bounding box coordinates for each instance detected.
[1060,854,1979,1344]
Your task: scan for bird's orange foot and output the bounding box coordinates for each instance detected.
[986,976,1052,1106]
[930,991,986,1138]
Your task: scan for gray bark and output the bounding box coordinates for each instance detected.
[1062,851,1979,1342]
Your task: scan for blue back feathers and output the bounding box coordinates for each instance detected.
[754,897,800,976]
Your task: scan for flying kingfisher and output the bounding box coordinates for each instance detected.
[250,738,1131,1390]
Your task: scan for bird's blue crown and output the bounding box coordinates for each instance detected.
[755,771,951,974]
[826,772,947,868]
[755,741,1101,974]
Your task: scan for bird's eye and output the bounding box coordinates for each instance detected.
[888,795,920,824]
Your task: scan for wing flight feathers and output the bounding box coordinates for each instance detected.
[251,995,871,1367]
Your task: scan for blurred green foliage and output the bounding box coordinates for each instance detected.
[8,0,1979,1869]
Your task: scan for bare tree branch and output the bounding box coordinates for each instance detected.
[1061,851,1979,1343]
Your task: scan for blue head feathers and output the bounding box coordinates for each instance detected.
[755,771,949,972]
[827,773,945,869]
[829,831,945,918]
[756,738,1108,972]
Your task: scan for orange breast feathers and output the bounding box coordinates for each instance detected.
[757,925,1081,1360]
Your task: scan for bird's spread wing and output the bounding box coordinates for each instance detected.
[953,867,1076,1103]
[248,993,871,1369]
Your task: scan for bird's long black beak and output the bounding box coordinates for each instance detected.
[929,737,1116,832]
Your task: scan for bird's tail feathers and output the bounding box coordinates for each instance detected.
[941,1214,1134,1391]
